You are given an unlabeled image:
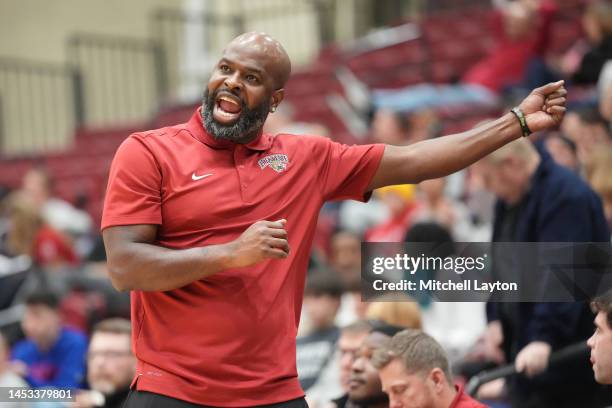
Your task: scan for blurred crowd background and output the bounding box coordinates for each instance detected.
[0,0,611,407]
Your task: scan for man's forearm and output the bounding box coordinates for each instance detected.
[408,113,521,181]
[106,242,234,292]
[370,113,521,188]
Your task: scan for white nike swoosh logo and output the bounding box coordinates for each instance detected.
[192,172,213,181]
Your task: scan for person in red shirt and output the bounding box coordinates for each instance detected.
[368,0,558,113]
[102,31,566,407]
[6,192,79,268]
[374,329,488,408]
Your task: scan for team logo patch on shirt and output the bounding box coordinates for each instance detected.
[258,154,289,173]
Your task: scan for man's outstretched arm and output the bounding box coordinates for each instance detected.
[103,220,289,292]
[368,81,567,190]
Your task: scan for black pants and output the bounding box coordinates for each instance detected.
[122,389,309,408]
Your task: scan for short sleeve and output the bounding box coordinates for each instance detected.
[313,137,385,202]
[101,135,162,230]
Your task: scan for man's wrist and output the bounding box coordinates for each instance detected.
[200,242,237,273]
[216,242,238,269]
[510,107,532,137]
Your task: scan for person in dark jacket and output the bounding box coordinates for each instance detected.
[477,137,611,408]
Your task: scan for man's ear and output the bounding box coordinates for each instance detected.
[429,368,447,392]
[270,89,285,112]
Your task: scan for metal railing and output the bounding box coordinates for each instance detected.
[0,58,80,155]
[67,33,166,127]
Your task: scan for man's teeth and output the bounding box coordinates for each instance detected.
[216,105,239,117]
[219,96,239,104]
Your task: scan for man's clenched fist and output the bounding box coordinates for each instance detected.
[228,219,290,268]
[519,80,567,132]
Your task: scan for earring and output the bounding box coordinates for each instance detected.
[271,106,276,113]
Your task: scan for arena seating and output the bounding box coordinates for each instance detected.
[0,2,584,228]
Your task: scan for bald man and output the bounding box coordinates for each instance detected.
[102,32,567,407]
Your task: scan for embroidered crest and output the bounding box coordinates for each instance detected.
[258,154,289,173]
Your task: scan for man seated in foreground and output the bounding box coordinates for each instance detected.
[373,330,487,408]
[588,289,612,385]
[74,318,136,408]
[332,324,403,408]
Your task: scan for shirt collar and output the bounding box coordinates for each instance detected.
[449,384,465,408]
[186,107,273,152]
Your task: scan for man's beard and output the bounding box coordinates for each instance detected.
[201,89,270,143]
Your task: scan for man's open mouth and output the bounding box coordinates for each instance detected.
[213,92,243,124]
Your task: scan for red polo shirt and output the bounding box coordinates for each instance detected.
[450,385,488,408]
[101,109,384,406]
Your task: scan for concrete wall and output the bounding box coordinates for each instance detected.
[0,0,182,64]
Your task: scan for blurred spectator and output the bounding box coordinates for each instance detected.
[11,290,87,389]
[74,318,135,408]
[543,133,579,172]
[584,146,612,231]
[404,222,487,361]
[0,331,30,408]
[477,138,610,407]
[413,179,457,230]
[263,102,295,134]
[5,193,79,268]
[412,178,485,242]
[598,60,612,120]
[330,231,362,289]
[21,168,92,239]
[263,101,331,137]
[561,106,611,165]
[297,272,343,390]
[332,324,403,408]
[365,294,422,330]
[373,329,487,408]
[569,0,612,86]
[305,321,374,408]
[338,200,389,237]
[588,290,612,385]
[370,110,411,145]
[330,231,368,328]
[405,110,442,145]
[339,0,557,113]
[336,321,373,397]
[365,185,418,242]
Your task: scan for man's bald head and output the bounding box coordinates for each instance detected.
[224,32,291,89]
[203,32,290,143]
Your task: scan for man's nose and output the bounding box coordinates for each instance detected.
[224,72,242,93]
[587,333,595,348]
[351,356,365,373]
[389,398,402,408]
